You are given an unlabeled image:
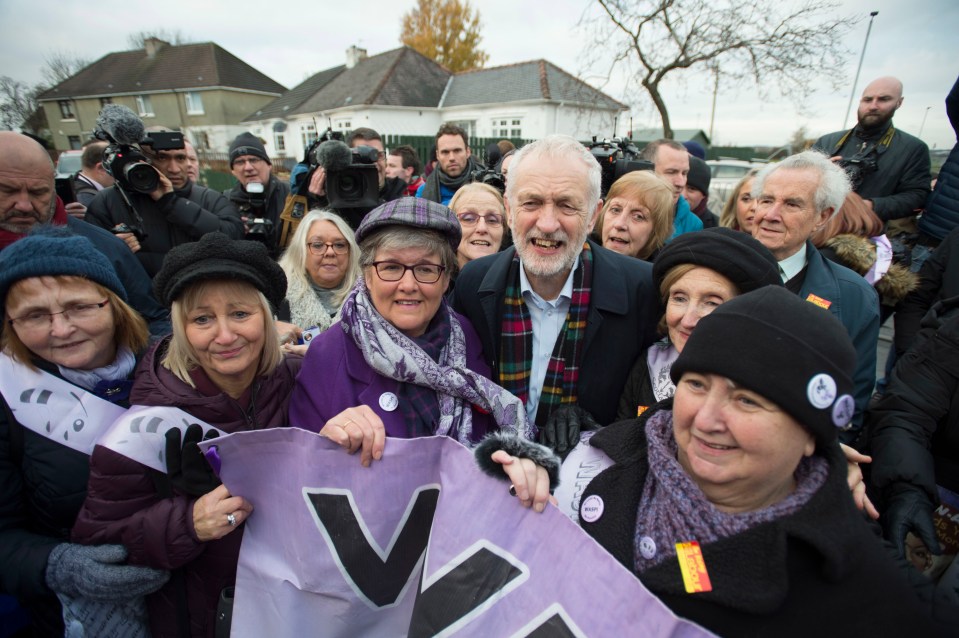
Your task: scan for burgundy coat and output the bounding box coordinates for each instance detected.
[289,312,495,442]
[72,337,302,638]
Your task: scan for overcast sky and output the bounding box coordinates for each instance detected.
[1,0,955,150]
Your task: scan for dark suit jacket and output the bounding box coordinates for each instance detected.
[450,240,659,426]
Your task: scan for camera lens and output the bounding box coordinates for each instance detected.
[125,162,159,193]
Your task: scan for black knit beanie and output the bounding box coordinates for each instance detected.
[653,227,782,296]
[671,286,857,442]
[686,156,711,194]
[153,233,287,311]
[229,133,270,167]
[0,226,127,316]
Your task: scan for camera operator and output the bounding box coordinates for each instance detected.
[85,126,243,278]
[813,77,931,228]
[306,127,406,207]
[224,132,289,258]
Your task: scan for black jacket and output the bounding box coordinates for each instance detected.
[895,227,959,356]
[869,295,959,499]
[450,240,659,426]
[224,175,290,258]
[581,408,943,637]
[920,74,959,241]
[85,182,243,277]
[814,122,931,222]
[0,358,133,637]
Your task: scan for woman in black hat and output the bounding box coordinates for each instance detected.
[289,197,533,466]
[616,227,782,421]
[478,286,946,636]
[72,233,303,638]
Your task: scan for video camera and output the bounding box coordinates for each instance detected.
[308,134,380,228]
[588,136,653,196]
[93,104,184,196]
[469,168,505,194]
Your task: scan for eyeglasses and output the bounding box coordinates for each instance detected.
[234,157,265,167]
[8,299,110,331]
[456,212,504,227]
[308,241,350,255]
[370,261,446,284]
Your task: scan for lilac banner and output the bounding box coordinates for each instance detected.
[205,428,713,638]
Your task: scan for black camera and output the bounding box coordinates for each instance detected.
[470,169,505,194]
[588,136,654,197]
[101,145,159,194]
[837,153,877,191]
[246,218,274,243]
[110,222,147,243]
[323,146,380,212]
[93,105,184,195]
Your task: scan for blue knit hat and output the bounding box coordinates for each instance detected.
[0,227,127,316]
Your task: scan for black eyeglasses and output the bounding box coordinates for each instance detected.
[370,261,446,284]
[8,300,110,330]
[456,212,504,227]
[308,241,350,255]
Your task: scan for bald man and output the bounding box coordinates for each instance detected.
[0,131,170,335]
[813,76,931,224]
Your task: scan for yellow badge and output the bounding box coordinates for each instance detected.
[636,405,649,417]
[675,541,713,594]
[805,293,832,310]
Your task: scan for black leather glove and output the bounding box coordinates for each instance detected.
[882,484,942,559]
[539,405,600,461]
[165,424,221,497]
[45,543,169,602]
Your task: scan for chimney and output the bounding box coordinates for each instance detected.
[345,45,367,69]
[144,38,169,59]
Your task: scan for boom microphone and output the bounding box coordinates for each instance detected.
[94,104,146,146]
[312,140,353,171]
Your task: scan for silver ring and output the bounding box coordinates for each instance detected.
[227,512,237,527]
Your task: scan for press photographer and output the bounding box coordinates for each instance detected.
[304,127,406,228]
[225,132,289,257]
[84,104,243,277]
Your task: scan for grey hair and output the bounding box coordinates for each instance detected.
[359,226,457,274]
[751,150,851,216]
[278,209,360,309]
[504,134,601,214]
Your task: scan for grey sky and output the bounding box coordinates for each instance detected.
[1,0,955,150]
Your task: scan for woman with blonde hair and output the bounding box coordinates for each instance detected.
[278,209,360,336]
[719,168,761,232]
[598,171,674,261]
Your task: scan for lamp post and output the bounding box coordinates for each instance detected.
[918,105,932,139]
[842,11,879,130]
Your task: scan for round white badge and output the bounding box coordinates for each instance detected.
[831,394,856,428]
[639,536,657,559]
[806,373,837,409]
[580,495,604,523]
[378,392,399,412]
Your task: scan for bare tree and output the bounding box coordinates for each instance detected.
[41,50,90,86]
[0,76,40,132]
[581,0,859,139]
[127,29,189,49]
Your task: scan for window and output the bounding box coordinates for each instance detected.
[275,133,286,152]
[301,124,317,148]
[136,95,154,117]
[333,119,351,132]
[58,100,75,119]
[196,131,210,150]
[492,117,521,138]
[67,136,82,150]
[99,97,113,108]
[185,92,204,115]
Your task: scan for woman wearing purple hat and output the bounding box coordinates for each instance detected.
[289,197,533,465]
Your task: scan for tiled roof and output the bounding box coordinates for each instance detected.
[37,42,285,100]
[443,60,625,110]
[247,47,450,120]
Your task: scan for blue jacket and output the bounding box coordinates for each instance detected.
[920,74,959,241]
[798,242,880,438]
[414,180,455,206]
[669,195,703,240]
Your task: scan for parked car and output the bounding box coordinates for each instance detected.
[707,159,765,210]
[55,150,83,180]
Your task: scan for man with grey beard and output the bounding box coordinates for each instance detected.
[0,131,169,336]
[452,135,658,450]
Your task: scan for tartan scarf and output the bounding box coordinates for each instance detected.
[340,277,534,445]
[499,243,593,427]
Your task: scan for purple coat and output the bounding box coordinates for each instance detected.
[289,312,496,442]
[72,337,303,638]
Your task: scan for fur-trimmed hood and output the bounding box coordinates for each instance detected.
[823,234,918,306]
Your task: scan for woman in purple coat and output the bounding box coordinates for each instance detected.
[72,233,302,637]
[289,197,532,464]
